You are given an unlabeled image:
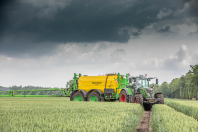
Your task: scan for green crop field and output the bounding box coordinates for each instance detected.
[152,104,198,132]
[0,97,144,132]
[165,98,198,120]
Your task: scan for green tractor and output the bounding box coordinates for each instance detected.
[120,74,164,110]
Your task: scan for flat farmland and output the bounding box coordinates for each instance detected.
[1,97,198,132]
[152,104,198,132]
[0,97,144,132]
[165,98,198,120]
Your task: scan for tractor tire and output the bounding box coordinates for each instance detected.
[71,92,86,101]
[144,104,152,111]
[156,94,164,104]
[134,94,143,107]
[119,90,129,102]
[87,92,101,102]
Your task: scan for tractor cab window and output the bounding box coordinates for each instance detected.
[129,79,134,88]
[136,78,149,88]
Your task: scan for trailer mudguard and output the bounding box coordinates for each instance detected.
[87,89,104,98]
[70,89,87,100]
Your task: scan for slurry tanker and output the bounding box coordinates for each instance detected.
[0,73,164,110]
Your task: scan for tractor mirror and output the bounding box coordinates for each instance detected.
[156,79,158,84]
[129,78,132,83]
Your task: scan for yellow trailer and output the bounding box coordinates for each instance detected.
[70,73,130,102]
[78,75,121,94]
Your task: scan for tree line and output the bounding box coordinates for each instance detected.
[0,85,58,90]
[150,64,198,99]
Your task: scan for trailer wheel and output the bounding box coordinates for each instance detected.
[119,90,129,102]
[87,92,101,102]
[156,94,164,104]
[134,94,143,106]
[72,92,86,101]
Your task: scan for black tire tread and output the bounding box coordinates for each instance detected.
[87,92,101,101]
[71,92,86,101]
[156,94,164,104]
[134,94,143,106]
[119,90,129,102]
[144,104,152,111]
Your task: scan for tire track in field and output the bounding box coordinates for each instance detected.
[136,110,152,132]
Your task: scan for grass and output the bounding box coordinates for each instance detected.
[165,98,198,120]
[0,97,144,132]
[152,104,198,132]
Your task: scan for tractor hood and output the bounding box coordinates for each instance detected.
[145,87,155,97]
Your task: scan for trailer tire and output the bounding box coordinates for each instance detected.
[87,92,101,102]
[119,90,129,102]
[134,94,143,107]
[156,94,164,104]
[71,92,86,101]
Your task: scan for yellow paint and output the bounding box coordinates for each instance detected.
[78,75,122,94]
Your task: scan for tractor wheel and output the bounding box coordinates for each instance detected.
[134,94,143,106]
[144,104,152,111]
[87,92,101,102]
[119,90,129,102]
[156,94,164,104]
[71,92,86,101]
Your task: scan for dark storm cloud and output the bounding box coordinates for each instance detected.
[0,0,197,57]
[157,26,171,33]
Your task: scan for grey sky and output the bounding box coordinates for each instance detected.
[0,0,198,87]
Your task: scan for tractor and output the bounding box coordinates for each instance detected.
[124,74,164,110]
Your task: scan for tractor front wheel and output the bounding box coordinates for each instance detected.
[134,94,143,106]
[119,90,129,102]
[71,92,86,101]
[87,92,101,102]
[144,104,152,111]
[156,94,164,104]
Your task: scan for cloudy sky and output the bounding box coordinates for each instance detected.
[0,0,198,88]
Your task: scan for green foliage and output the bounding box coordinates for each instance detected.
[0,97,144,132]
[165,98,198,120]
[152,104,198,132]
[159,82,170,98]
[0,85,60,91]
[149,83,160,93]
[159,64,198,99]
[169,78,180,98]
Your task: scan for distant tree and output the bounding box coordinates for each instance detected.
[169,78,180,98]
[159,82,170,98]
[149,83,160,92]
[179,75,186,99]
[185,71,194,99]
[190,64,198,99]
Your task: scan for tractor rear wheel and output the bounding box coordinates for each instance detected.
[119,90,129,102]
[156,94,164,104]
[71,92,86,101]
[87,92,101,102]
[134,94,143,106]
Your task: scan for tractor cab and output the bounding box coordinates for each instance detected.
[129,75,158,94]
